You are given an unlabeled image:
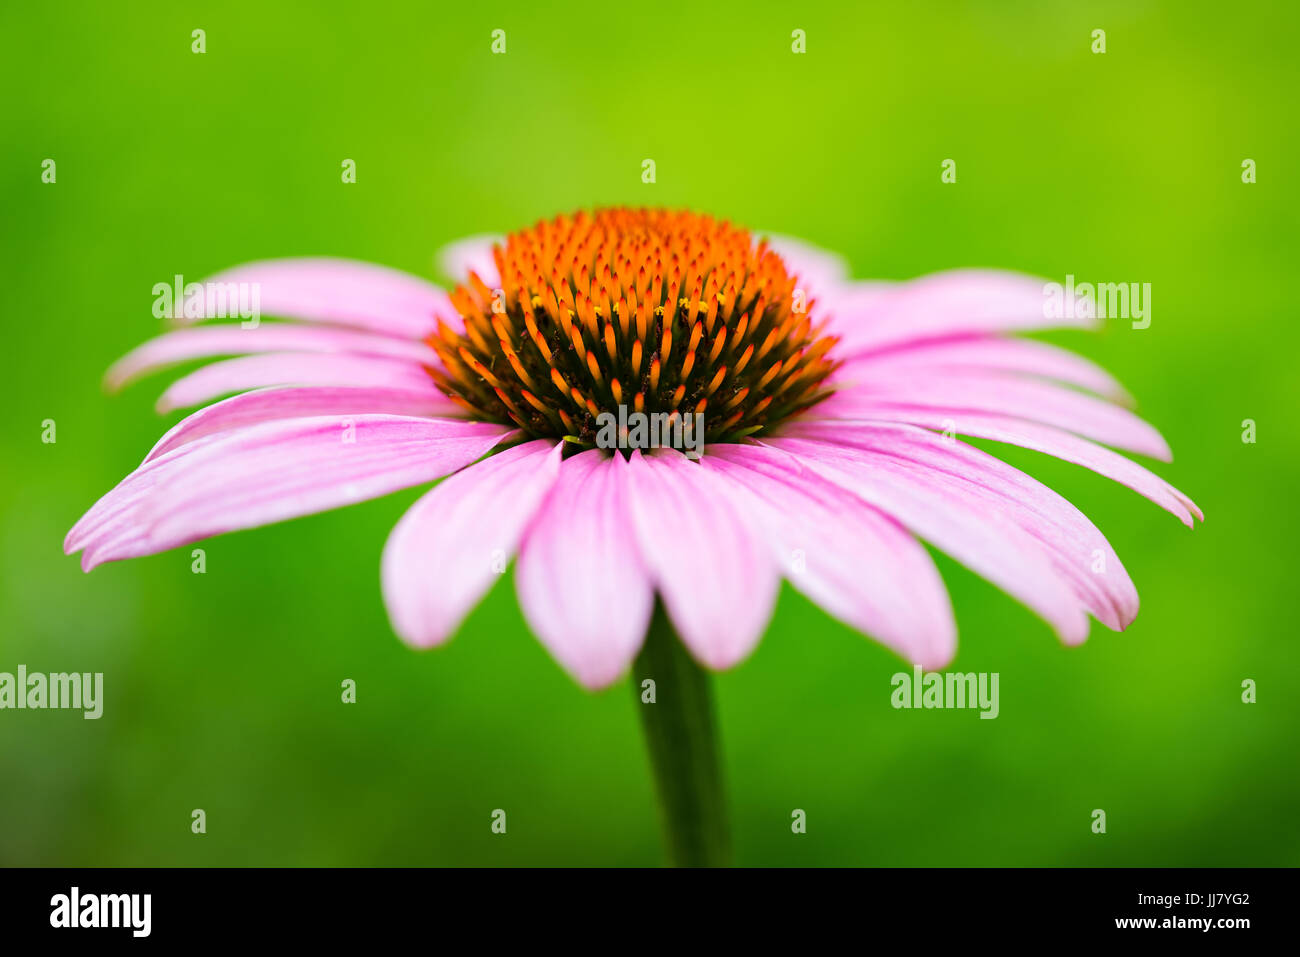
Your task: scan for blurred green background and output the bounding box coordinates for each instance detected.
[2,0,1296,866]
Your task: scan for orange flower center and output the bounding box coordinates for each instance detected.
[429,208,839,447]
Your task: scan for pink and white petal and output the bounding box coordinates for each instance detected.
[823,408,1200,524]
[839,336,1131,403]
[382,440,563,649]
[145,386,465,463]
[831,269,1095,357]
[762,437,1091,644]
[106,325,441,392]
[515,450,653,690]
[156,353,441,412]
[66,435,228,567]
[818,280,900,337]
[703,445,956,668]
[762,233,850,296]
[83,416,515,566]
[625,449,779,670]
[172,258,449,339]
[819,371,1171,460]
[108,325,442,393]
[782,421,1139,631]
[437,234,502,287]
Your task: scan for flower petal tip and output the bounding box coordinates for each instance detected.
[913,646,957,672]
[571,662,630,692]
[394,627,453,652]
[1058,613,1092,647]
[101,369,127,394]
[689,648,741,673]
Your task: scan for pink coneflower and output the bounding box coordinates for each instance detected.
[66,208,1199,866]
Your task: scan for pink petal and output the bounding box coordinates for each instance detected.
[828,270,1096,357]
[703,445,956,668]
[782,422,1139,631]
[145,386,465,462]
[821,408,1200,525]
[106,325,440,392]
[820,371,1172,460]
[515,450,653,690]
[437,234,502,287]
[762,233,849,295]
[819,280,899,336]
[170,258,450,338]
[762,437,1091,644]
[73,416,514,569]
[625,449,779,670]
[156,353,440,412]
[382,440,563,649]
[65,437,225,568]
[840,336,1131,403]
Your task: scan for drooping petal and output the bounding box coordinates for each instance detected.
[437,234,502,287]
[156,352,441,412]
[382,440,563,649]
[514,450,652,689]
[145,386,465,462]
[72,416,514,569]
[169,258,450,339]
[703,444,957,668]
[829,270,1095,357]
[840,336,1131,403]
[781,421,1139,631]
[106,325,441,391]
[819,408,1200,525]
[65,435,226,568]
[820,371,1172,460]
[624,449,779,670]
[763,437,1091,643]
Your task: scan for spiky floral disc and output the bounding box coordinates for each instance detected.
[428,208,840,447]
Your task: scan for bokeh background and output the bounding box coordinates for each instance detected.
[2,0,1296,866]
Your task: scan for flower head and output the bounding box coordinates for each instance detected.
[428,208,838,446]
[66,207,1200,688]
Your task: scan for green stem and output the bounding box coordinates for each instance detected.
[631,602,731,867]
